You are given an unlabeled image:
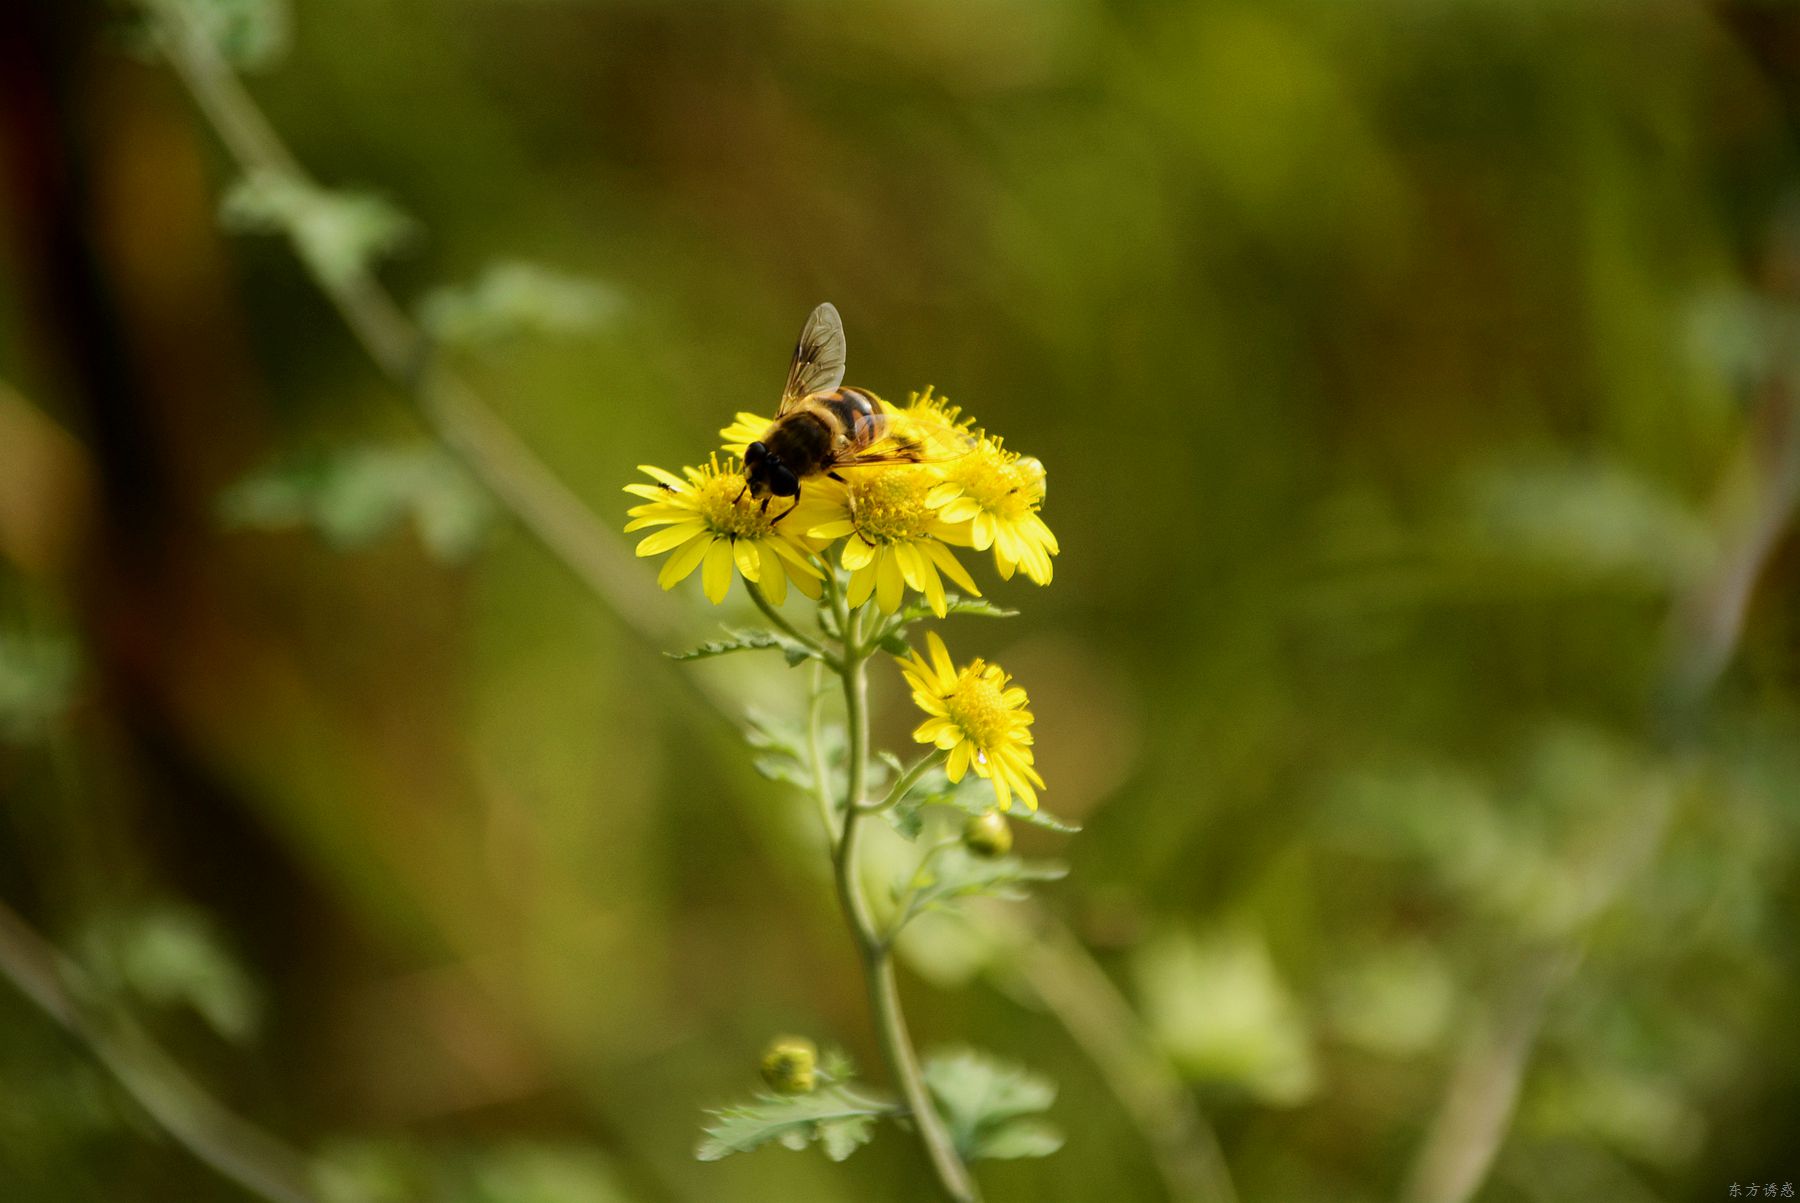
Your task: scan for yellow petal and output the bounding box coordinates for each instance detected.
[810,520,857,540]
[971,511,997,551]
[701,538,735,603]
[875,547,905,613]
[759,557,789,605]
[946,739,973,782]
[657,533,713,589]
[637,464,687,490]
[841,537,876,571]
[924,540,980,596]
[847,562,876,608]
[926,632,955,683]
[636,522,706,557]
[732,538,762,583]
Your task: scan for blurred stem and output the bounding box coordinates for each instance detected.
[831,608,980,1202]
[992,906,1240,1203]
[0,901,322,1203]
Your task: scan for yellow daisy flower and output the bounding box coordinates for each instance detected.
[623,456,829,604]
[807,468,980,617]
[928,435,1058,584]
[898,631,1044,812]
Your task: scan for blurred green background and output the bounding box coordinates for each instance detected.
[4,0,1800,1200]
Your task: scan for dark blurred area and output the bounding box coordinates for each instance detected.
[4,1,1800,1200]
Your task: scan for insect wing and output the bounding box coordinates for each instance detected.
[777,302,847,414]
[836,410,976,468]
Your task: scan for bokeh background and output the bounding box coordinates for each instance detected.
[4,0,1800,1200]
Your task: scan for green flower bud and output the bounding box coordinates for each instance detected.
[963,809,1013,859]
[759,1036,819,1095]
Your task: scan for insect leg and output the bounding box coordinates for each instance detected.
[770,496,801,526]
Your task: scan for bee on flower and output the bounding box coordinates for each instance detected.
[623,456,830,604]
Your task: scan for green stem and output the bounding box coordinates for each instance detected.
[748,583,838,670]
[831,610,980,1203]
[863,748,947,815]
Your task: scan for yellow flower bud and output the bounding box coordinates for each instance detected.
[759,1035,819,1095]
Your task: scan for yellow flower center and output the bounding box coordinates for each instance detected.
[945,443,1044,521]
[847,467,940,544]
[944,665,1011,749]
[693,465,775,539]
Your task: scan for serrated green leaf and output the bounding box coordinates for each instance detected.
[899,849,1067,929]
[895,595,1019,624]
[923,1048,1061,1162]
[886,796,925,841]
[219,442,492,562]
[669,628,818,666]
[419,261,621,346]
[220,171,417,285]
[695,1087,896,1163]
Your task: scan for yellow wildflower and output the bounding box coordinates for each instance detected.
[623,456,828,604]
[898,632,1044,812]
[928,435,1058,584]
[807,469,980,617]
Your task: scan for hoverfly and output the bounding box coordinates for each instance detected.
[741,303,974,521]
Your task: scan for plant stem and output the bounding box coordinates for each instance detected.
[863,749,946,816]
[830,611,980,1203]
[748,584,837,670]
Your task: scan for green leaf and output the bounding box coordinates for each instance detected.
[923,1048,1063,1163]
[911,767,1081,833]
[668,628,819,666]
[220,171,417,286]
[0,632,77,744]
[893,595,1019,625]
[695,1087,895,1163]
[220,442,493,562]
[899,848,1067,923]
[81,907,261,1044]
[419,262,621,346]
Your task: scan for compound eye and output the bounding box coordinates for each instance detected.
[744,441,767,467]
[775,468,800,497]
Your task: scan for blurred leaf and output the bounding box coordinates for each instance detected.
[895,847,1067,927]
[420,262,621,347]
[1448,456,1713,589]
[922,1048,1063,1162]
[669,628,818,666]
[695,1085,895,1163]
[220,442,493,561]
[1134,927,1319,1106]
[462,1143,637,1203]
[1325,942,1455,1058]
[220,171,417,286]
[0,631,77,743]
[82,907,261,1044]
[1685,286,1800,391]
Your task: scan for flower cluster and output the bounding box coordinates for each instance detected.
[647,388,1057,615]
[630,388,1057,813]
